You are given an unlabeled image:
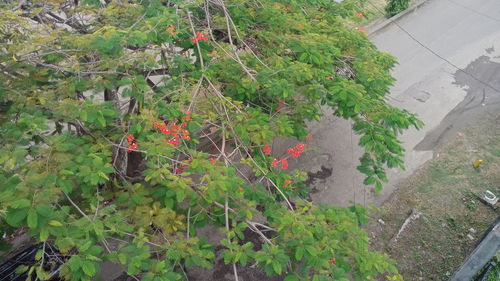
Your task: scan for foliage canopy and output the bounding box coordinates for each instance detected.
[0,0,421,280]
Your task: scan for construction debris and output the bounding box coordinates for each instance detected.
[389,208,423,247]
[476,190,498,209]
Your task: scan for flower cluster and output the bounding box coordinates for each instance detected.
[330,257,336,266]
[166,25,176,35]
[127,134,138,152]
[153,119,190,147]
[287,143,306,158]
[191,32,209,43]
[176,157,192,174]
[272,158,288,169]
[263,143,271,155]
[283,179,292,188]
[276,99,285,111]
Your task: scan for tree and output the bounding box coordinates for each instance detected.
[0,0,420,280]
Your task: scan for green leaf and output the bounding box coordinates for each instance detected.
[272,262,282,275]
[93,220,104,236]
[80,110,88,122]
[295,247,304,260]
[374,180,383,194]
[5,209,27,226]
[69,256,82,271]
[36,204,52,217]
[284,275,300,281]
[10,199,31,209]
[48,220,63,227]
[27,209,38,228]
[98,171,109,181]
[59,179,74,193]
[363,176,375,185]
[40,227,49,241]
[82,260,97,276]
[35,249,44,260]
[176,189,185,202]
[79,240,92,252]
[97,111,106,127]
[305,246,316,256]
[118,253,127,264]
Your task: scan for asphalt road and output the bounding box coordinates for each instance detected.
[279,0,500,206]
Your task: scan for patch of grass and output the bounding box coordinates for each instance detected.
[485,261,500,281]
[418,184,433,193]
[368,114,500,281]
[490,148,500,157]
[473,258,500,281]
[464,199,477,211]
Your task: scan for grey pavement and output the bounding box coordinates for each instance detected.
[278,0,500,206]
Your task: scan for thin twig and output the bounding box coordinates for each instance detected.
[187,12,205,70]
[225,197,240,281]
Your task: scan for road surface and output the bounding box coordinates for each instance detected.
[279,0,500,206]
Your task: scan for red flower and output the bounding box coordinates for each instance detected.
[168,137,179,146]
[166,25,176,35]
[356,12,364,18]
[127,143,138,153]
[287,148,297,158]
[191,32,209,43]
[155,121,190,144]
[272,158,279,168]
[326,76,332,80]
[185,111,191,122]
[126,134,138,152]
[330,257,336,266]
[263,143,271,155]
[208,157,216,164]
[286,143,306,158]
[306,135,313,141]
[239,186,244,191]
[280,158,288,169]
[296,143,305,151]
[277,99,285,111]
[284,179,292,188]
[127,134,135,145]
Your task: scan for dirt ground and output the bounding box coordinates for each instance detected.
[367,113,500,280]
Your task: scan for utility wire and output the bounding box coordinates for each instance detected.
[366,0,500,94]
[445,0,500,23]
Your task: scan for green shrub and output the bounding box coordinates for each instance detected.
[385,0,410,17]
